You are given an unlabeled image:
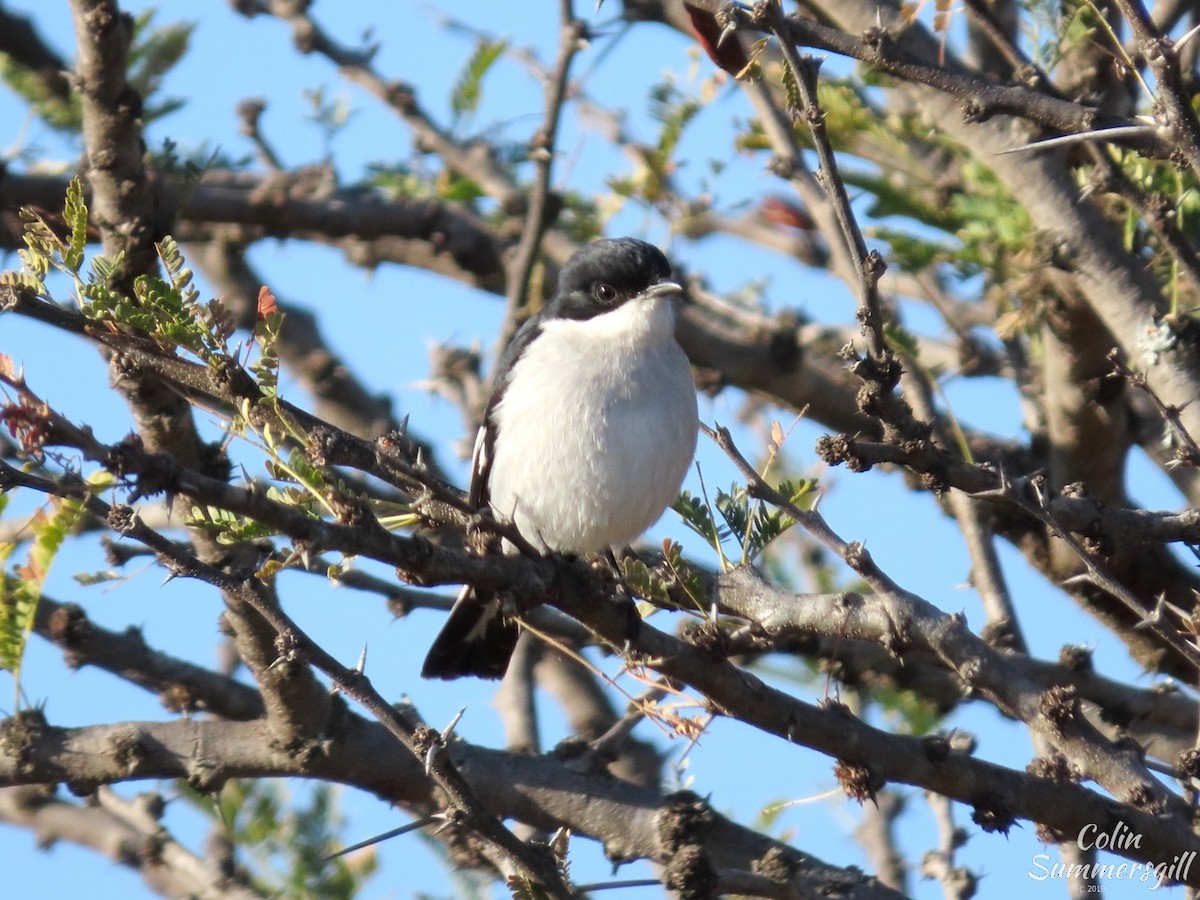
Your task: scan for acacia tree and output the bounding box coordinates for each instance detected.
[4,0,1200,896]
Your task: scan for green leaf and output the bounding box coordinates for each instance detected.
[873,227,949,273]
[19,209,59,280]
[874,686,944,736]
[714,488,748,555]
[450,39,508,128]
[88,251,125,286]
[884,322,921,360]
[661,539,708,610]
[73,570,123,587]
[649,82,701,160]
[436,174,485,201]
[62,176,88,274]
[0,493,87,703]
[621,556,671,605]
[780,65,802,120]
[79,239,231,365]
[0,269,45,293]
[251,310,284,399]
[303,86,356,153]
[626,82,702,202]
[126,11,193,125]
[185,506,279,544]
[0,56,82,132]
[777,478,817,509]
[180,779,377,899]
[672,490,727,547]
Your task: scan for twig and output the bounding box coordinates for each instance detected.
[235,98,284,171]
[1111,0,1200,176]
[1111,351,1200,467]
[854,782,909,893]
[0,785,264,899]
[702,423,1193,815]
[503,0,585,325]
[497,635,543,755]
[920,793,977,900]
[900,367,1027,652]
[958,0,1200,310]
[0,460,573,896]
[684,0,1154,145]
[69,0,158,284]
[2,170,511,294]
[589,679,670,761]
[757,0,889,365]
[816,431,1200,546]
[29,590,266,720]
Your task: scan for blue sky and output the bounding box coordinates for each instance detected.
[1,2,1191,897]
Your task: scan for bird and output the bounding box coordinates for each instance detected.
[421,237,699,679]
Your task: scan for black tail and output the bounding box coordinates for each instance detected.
[421,587,521,680]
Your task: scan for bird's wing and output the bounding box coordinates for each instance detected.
[468,314,545,509]
[422,315,547,680]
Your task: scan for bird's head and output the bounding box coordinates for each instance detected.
[547,238,681,321]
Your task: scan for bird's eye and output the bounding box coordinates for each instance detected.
[594,283,617,304]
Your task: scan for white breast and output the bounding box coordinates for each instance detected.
[487,296,698,554]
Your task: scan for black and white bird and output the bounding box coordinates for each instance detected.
[421,237,699,679]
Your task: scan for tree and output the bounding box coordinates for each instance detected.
[3,0,1200,896]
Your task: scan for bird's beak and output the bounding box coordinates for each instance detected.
[642,281,683,301]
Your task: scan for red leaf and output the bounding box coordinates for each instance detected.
[257,285,278,319]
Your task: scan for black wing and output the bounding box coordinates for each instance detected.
[467,314,545,509]
[420,314,544,680]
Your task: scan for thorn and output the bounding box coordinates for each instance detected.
[429,811,454,835]
[1133,595,1169,630]
[995,465,1011,492]
[994,125,1156,156]
[425,707,467,776]
[354,643,368,675]
[323,815,439,861]
[1030,478,1047,508]
[440,706,467,742]
[728,624,751,641]
[549,826,571,860]
[717,20,739,47]
[1177,21,1200,51]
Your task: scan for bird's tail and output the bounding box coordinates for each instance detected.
[421,586,521,680]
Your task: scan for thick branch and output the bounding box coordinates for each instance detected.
[0,715,896,899]
[0,785,263,899]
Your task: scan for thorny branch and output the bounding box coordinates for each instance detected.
[10,0,1200,893]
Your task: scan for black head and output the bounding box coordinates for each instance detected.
[546,238,676,320]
